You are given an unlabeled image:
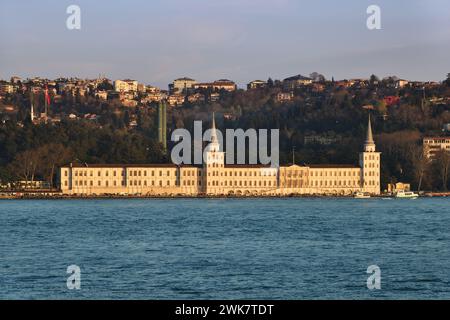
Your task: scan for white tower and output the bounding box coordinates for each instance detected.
[359,115,381,194]
[30,101,35,122]
[203,112,225,194]
[30,91,35,123]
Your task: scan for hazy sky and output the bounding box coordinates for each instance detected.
[1,0,449,88]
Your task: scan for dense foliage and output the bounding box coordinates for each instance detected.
[1,74,449,191]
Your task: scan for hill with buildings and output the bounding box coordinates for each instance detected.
[0,73,449,191]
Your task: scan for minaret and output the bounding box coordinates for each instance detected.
[208,112,220,152]
[203,112,225,195]
[158,101,167,152]
[359,115,381,194]
[364,114,376,152]
[30,91,35,122]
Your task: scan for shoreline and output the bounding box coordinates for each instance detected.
[0,192,449,200]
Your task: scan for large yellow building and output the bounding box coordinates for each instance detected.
[60,116,380,196]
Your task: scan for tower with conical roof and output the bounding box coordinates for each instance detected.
[203,112,225,194]
[207,112,220,152]
[359,115,381,194]
[364,114,376,152]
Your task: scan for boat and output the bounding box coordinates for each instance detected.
[354,191,371,199]
[395,190,419,199]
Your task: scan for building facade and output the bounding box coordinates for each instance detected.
[247,80,267,90]
[276,92,294,102]
[60,116,381,196]
[114,79,138,93]
[283,74,313,90]
[171,77,197,93]
[423,137,450,160]
[193,80,236,92]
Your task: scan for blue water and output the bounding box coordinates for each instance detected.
[0,198,449,299]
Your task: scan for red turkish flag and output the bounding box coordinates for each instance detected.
[45,85,51,106]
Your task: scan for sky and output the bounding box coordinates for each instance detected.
[0,0,449,88]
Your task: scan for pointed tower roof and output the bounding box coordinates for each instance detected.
[365,114,374,144]
[211,112,218,143]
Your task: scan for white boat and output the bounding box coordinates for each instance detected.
[354,191,371,199]
[395,190,419,199]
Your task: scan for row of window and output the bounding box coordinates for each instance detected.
[311,180,359,187]
[129,170,176,177]
[310,171,359,177]
[207,180,274,187]
[284,172,306,178]
[283,181,307,188]
[72,180,125,187]
[207,171,276,177]
[130,180,170,187]
[69,179,375,189]
[71,180,181,187]
[72,170,124,177]
[70,169,202,178]
[427,146,450,149]
[424,139,450,144]
[208,163,224,168]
